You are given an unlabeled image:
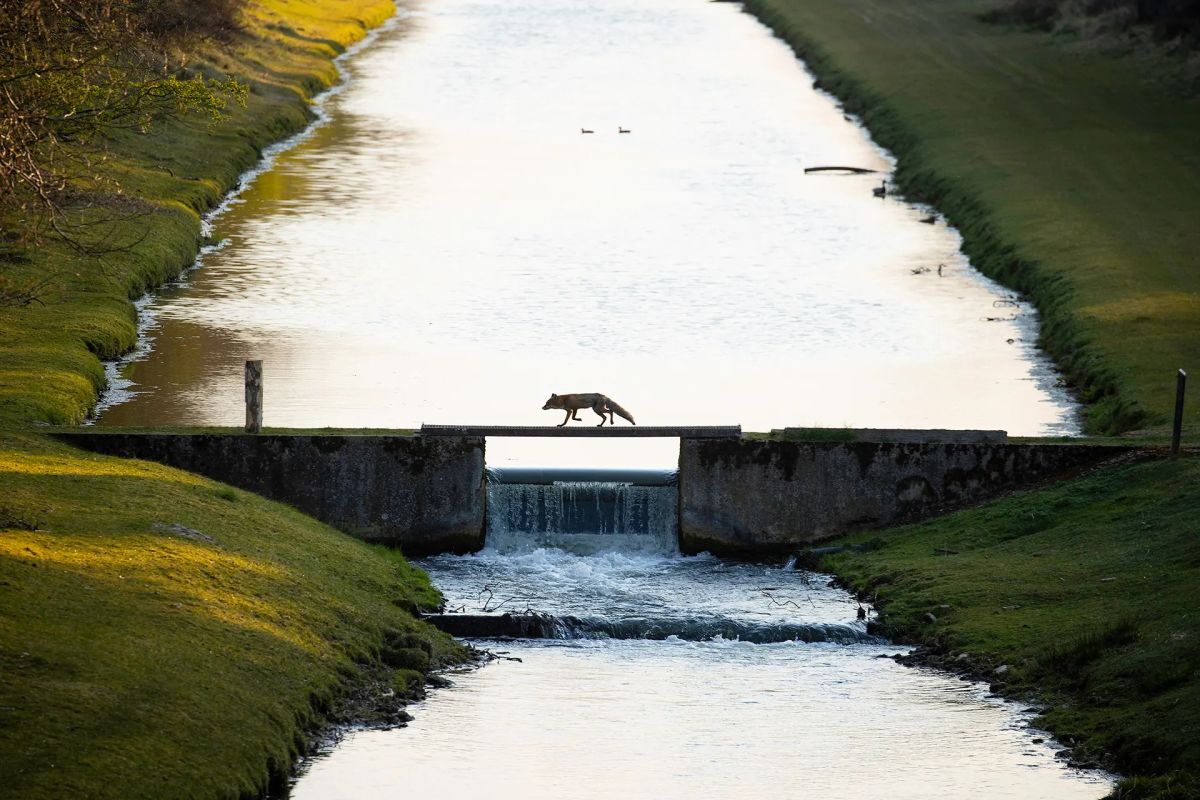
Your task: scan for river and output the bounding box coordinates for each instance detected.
[99,0,1105,795]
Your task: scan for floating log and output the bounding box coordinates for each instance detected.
[804,165,879,174]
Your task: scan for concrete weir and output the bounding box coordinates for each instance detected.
[678,436,1125,556]
[57,428,1127,557]
[56,432,486,555]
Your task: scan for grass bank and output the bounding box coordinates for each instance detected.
[0,3,482,798]
[744,0,1200,435]
[815,453,1199,797]
[0,429,471,799]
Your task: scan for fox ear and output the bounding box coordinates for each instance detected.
[550,393,557,398]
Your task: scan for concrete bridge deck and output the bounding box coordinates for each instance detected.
[419,424,741,438]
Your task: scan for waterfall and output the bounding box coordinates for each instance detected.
[485,467,678,555]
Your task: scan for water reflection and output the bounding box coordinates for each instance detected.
[99,0,1079,467]
[288,640,1112,800]
[290,544,1112,799]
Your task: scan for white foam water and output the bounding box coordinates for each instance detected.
[485,479,678,556]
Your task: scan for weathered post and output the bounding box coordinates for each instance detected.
[1172,368,1186,457]
[245,360,263,434]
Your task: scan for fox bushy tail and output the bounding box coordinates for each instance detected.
[605,397,636,425]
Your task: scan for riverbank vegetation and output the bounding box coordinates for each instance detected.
[818,452,1199,797]
[0,429,470,799]
[988,0,1200,43]
[746,0,1200,436]
[0,0,244,243]
[984,0,1200,92]
[0,2,477,798]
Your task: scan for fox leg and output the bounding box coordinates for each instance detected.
[559,409,572,427]
[593,402,609,426]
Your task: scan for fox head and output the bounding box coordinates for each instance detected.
[542,393,560,410]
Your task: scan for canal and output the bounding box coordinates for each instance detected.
[97,0,1105,796]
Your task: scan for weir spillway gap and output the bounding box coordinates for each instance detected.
[484,466,679,556]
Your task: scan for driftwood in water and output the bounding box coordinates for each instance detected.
[804,166,878,174]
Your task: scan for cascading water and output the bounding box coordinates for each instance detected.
[420,466,874,644]
[484,466,678,556]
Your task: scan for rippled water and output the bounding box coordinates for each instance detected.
[289,546,1112,799]
[424,549,860,630]
[97,0,1078,466]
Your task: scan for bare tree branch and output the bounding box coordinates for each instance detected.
[0,0,248,304]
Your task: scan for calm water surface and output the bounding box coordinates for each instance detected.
[98,0,1077,466]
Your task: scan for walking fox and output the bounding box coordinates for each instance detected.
[541,393,636,427]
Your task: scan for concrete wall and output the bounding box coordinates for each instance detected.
[678,438,1125,556]
[58,433,486,555]
[59,431,1128,558]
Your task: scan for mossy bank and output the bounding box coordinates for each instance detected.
[744,0,1200,436]
[815,452,1199,798]
[0,2,478,798]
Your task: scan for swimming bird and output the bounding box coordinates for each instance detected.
[872,180,887,198]
[920,214,937,224]
[581,128,594,134]
[618,127,631,133]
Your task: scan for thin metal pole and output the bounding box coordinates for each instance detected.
[245,360,263,434]
[1172,368,1186,456]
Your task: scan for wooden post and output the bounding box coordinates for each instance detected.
[245,360,263,434]
[1172,368,1186,457]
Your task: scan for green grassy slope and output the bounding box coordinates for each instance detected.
[746,0,1200,434]
[0,0,394,428]
[821,453,1200,797]
[0,431,470,799]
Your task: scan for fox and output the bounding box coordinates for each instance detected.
[541,393,636,427]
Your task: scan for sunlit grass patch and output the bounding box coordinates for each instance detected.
[0,430,464,799]
[0,451,210,484]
